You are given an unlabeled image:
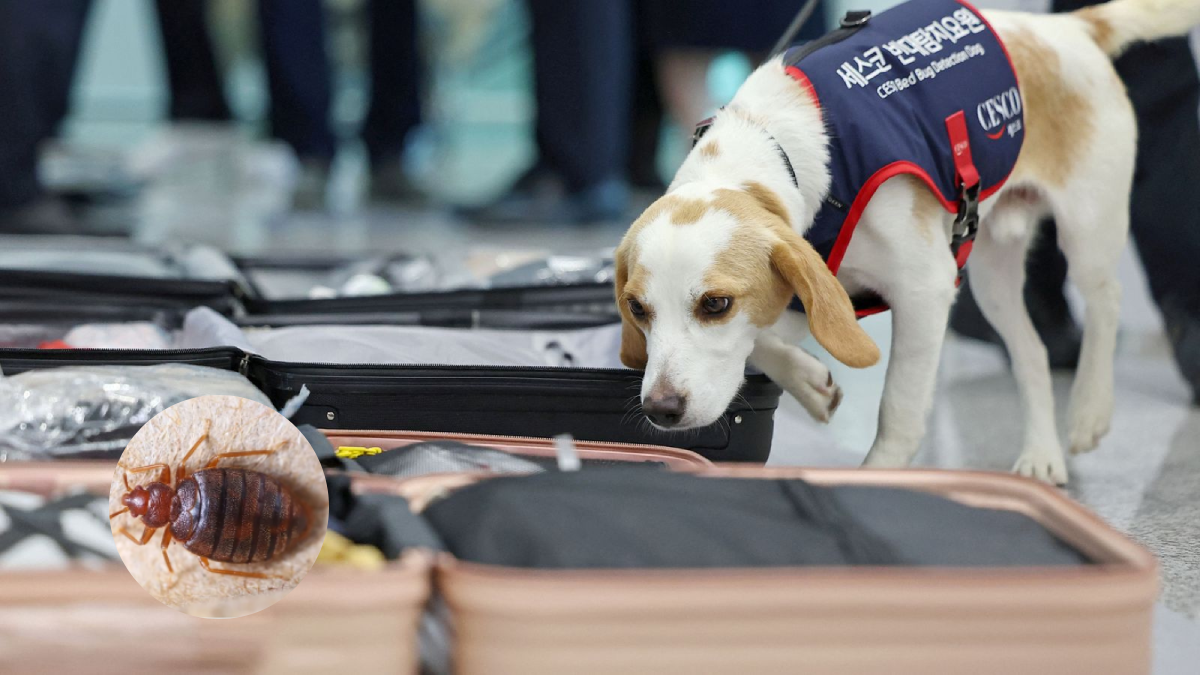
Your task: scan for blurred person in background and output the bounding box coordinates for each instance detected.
[951,0,1200,404]
[257,0,426,209]
[155,0,426,209]
[154,0,232,123]
[464,0,634,224]
[466,0,827,226]
[0,0,94,235]
[642,0,826,145]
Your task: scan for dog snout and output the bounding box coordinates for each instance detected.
[644,384,688,428]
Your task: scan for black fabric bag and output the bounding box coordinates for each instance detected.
[422,471,1090,569]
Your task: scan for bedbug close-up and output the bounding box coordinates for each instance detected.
[109,395,328,617]
[109,419,311,579]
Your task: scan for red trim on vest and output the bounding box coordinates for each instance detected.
[823,160,955,275]
[854,305,890,319]
[956,0,1020,91]
[955,0,1020,199]
[791,2,1023,317]
[785,65,822,110]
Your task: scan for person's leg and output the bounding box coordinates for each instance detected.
[153,0,231,121]
[0,0,93,232]
[361,0,427,203]
[1115,36,1200,400]
[528,0,632,194]
[463,0,633,222]
[362,0,421,168]
[627,49,665,192]
[257,0,336,163]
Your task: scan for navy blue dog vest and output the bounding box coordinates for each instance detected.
[699,0,1024,316]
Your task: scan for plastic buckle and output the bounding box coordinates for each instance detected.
[840,10,871,28]
[953,182,980,246]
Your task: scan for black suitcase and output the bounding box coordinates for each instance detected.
[241,282,618,328]
[0,237,248,316]
[0,346,781,463]
[1,250,617,328]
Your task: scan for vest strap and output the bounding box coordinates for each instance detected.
[945,110,981,283]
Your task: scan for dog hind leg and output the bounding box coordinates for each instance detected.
[1053,197,1126,455]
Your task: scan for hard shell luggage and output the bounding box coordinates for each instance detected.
[406,467,1157,675]
[0,462,430,675]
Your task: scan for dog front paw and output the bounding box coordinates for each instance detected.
[1013,449,1069,485]
[794,371,843,423]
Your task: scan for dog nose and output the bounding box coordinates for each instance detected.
[644,387,687,427]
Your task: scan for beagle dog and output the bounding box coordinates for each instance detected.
[615,0,1200,483]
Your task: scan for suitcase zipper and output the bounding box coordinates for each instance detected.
[328,428,696,453]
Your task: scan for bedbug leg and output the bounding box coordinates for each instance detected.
[198,556,271,579]
[117,526,157,545]
[202,439,288,470]
[160,528,174,573]
[179,419,213,477]
[122,463,171,486]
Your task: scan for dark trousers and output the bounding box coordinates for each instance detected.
[527,0,633,192]
[0,0,93,208]
[154,0,231,122]
[256,0,422,165]
[160,0,422,164]
[1116,37,1200,308]
[361,0,423,166]
[1037,0,1200,313]
[257,0,337,162]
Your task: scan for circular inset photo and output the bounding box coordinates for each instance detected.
[109,395,328,618]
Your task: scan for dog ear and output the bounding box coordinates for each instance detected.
[770,227,880,368]
[619,319,648,370]
[614,240,648,370]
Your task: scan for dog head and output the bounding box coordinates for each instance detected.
[615,181,880,430]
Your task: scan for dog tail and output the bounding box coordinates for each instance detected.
[1075,0,1200,57]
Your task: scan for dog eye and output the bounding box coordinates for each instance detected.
[700,296,732,315]
[628,299,647,318]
